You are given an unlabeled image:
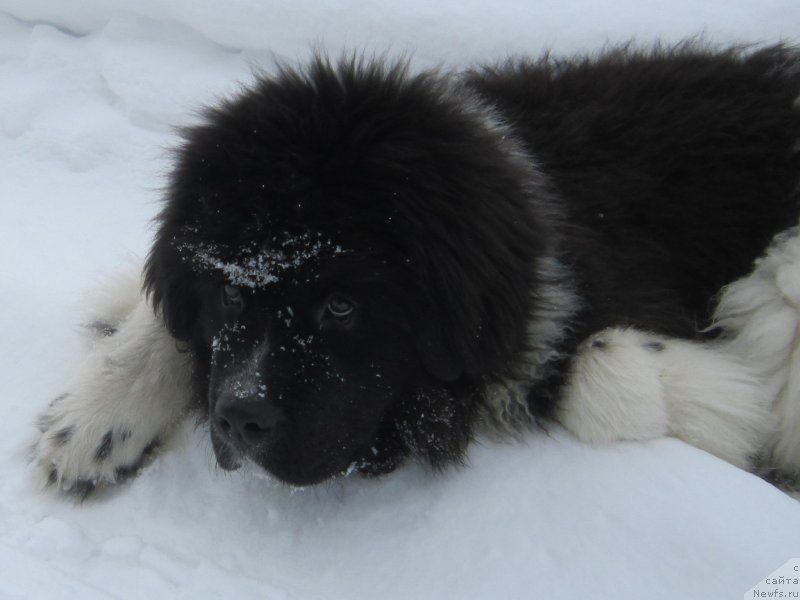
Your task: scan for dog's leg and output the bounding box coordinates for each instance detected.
[557,327,775,470]
[32,270,195,498]
[713,226,800,481]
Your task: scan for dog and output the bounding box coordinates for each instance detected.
[33,45,800,497]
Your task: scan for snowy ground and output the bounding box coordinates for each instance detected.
[1,2,800,599]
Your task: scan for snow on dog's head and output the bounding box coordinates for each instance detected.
[144,56,553,485]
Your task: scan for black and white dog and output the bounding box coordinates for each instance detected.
[33,45,800,497]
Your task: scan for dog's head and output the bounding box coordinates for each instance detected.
[145,57,550,485]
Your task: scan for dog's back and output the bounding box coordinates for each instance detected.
[468,45,800,337]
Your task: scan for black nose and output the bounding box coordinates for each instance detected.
[214,394,282,448]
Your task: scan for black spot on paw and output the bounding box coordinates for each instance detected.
[142,438,160,458]
[114,437,161,483]
[94,431,113,462]
[644,341,665,352]
[138,438,161,468]
[114,462,140,482]
[52,426,75,446]
[763,467,798,490]
[142,438,161,456]
[72,479,97,501]
[591,339,607,349]
[48,467,58,486]
[50,393,69,407]
[88,320,117,337]
[37,415,53,434]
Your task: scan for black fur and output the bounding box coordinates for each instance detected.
[94,431,113,463]
[145,45,800,486]
[114,438,161,483]
[52,426,74,447]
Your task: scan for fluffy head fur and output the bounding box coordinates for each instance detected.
[144,57,561,484]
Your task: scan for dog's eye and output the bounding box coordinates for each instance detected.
[222,284,244,308]
[326,295,354,319]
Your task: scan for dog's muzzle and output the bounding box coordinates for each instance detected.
[213,390,285,452]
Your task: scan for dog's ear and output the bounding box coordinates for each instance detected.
[412,239,523,384]
[156,275,198,342]
[417,325,463,382]
[413,265,473,383]
[144,247,198,343]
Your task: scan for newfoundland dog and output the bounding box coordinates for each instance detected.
[33,45,800,497]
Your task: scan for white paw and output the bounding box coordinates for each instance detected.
[558,326,775,471]
[31,277,195,499]
[33,391,163,498]
[558,328,669,444]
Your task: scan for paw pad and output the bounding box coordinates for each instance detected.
[643,340,665,352]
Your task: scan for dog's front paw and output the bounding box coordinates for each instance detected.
[32,391,163,499]
[31,285,196,499]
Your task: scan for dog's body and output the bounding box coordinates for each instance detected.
[33,45,800,496]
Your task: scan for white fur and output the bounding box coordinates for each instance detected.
[557,330,669,444]
[712,226,800,477]
[558,327,775,470]
[32,271,195,493]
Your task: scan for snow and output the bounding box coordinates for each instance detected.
[178,233,347,288]
[1,1,799,599]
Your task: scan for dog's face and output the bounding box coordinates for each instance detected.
[184,233,435,484]
[145,58,548,485]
